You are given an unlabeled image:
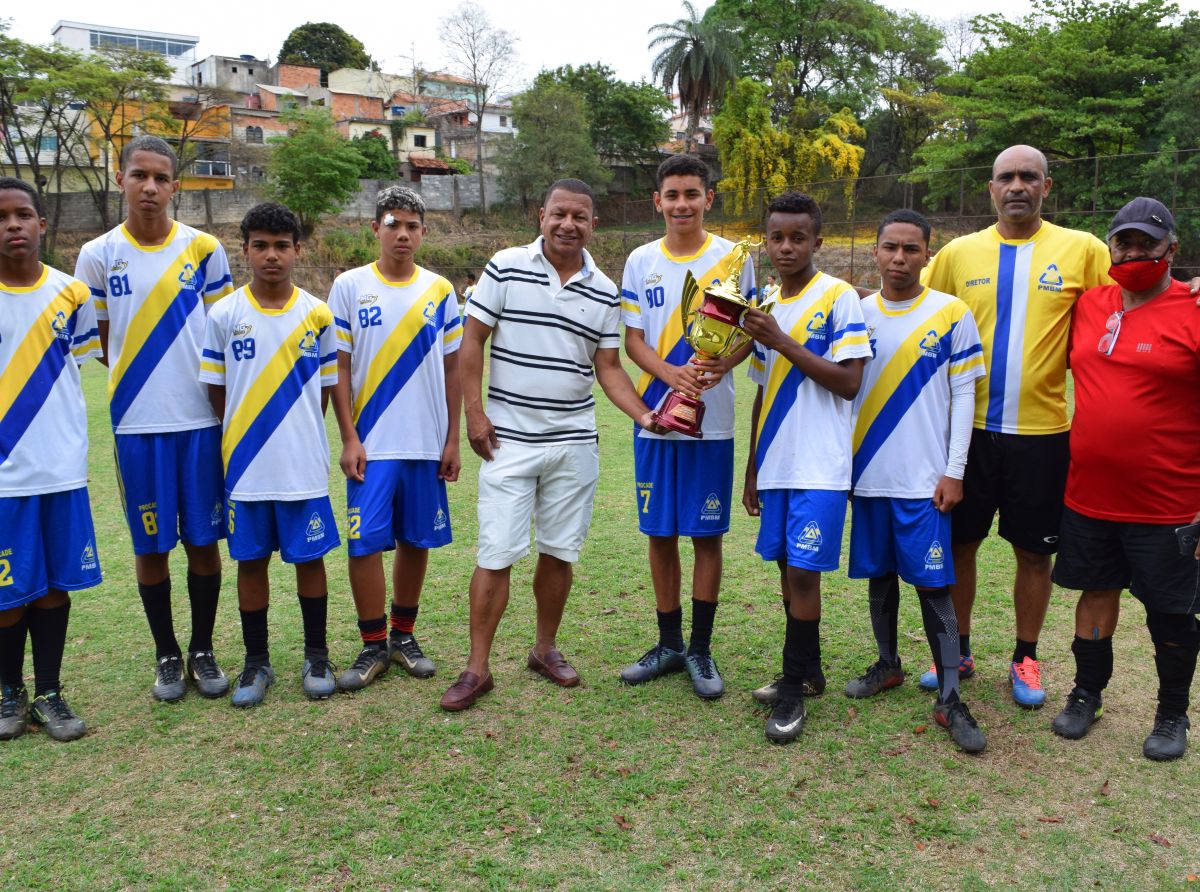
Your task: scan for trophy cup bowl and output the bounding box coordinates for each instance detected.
[651,239,769,438]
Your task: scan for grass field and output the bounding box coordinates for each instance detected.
[2,357,1197,891]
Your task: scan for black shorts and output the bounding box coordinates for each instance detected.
[1053,507,1200,614]
[951,430,1070,555]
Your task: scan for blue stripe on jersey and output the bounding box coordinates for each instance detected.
[335,316,352,331]
[642,336,693,412]
[202,348,223,361]
[621,288,638,302]
[73,327,99,345]
[109,253,212,428]
[753,334,820,470]
[985,245,1017,432]
[89,286,106,298]
[0,338,69,465]
[355,321,439,442]
[204,272,233,294]
[950,342,983,362]
[223,353,321,493]
[851,327,954,488]
[320,351,338,366]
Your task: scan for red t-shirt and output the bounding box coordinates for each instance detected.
[1066,279,1200,523]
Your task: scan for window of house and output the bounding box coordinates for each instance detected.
[413,134,427,148]
[499,116,507,127]
[246,126,263,144]
[248,68,254,75]
[231,66,238,73]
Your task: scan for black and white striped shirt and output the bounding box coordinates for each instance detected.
[466,238,620,445]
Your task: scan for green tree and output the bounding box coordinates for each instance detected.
[351,130,396,179]
[533,64,671,167]
[713,74,864,215]
[266,107,366,234]
[496,82,610,213]
[648,1,740,152]
[279,22,372,86]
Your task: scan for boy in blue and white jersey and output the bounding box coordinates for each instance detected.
[74,136,234,702]
[618,154,755,700]
[329,187,462,690]
[0,179,102,742]
[846,209,988,753]
[740,192,871,744]
[200,203,340,708]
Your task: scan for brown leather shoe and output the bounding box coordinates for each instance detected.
[439,670,494,711]
[527,648,580,688]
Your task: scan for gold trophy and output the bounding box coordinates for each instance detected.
[651,238,773,438]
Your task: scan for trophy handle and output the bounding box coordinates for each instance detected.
[680,270,701,332]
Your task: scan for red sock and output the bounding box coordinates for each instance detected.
[390,603,418,636]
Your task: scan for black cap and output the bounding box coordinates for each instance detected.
[1107,196,1176,241]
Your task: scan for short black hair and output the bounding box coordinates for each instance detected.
[765,191,823,236]
[876,208,931,245]
[375,185,426,223]
[656,153,711,190]
[543,178,596,210]
[240,202,302,244]
[120,135,179,178]
[0,176,42,216]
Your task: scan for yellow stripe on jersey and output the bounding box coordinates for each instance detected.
[221,304,331,468]
[199,361,224,376]
[755,277,834,441]
[352,280,450,424]
[0,282,84,421]
[107,237,219,400]
[636,250,737,398]
[853,301,965,452]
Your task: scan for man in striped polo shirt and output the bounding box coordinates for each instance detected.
[441,179,660,712]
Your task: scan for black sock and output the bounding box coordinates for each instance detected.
[358,616,387,649]
[868,575,900,663]
[918,587,960,703]
[1147,612,1199,716]
[781,615,820,698]
[298,594,328,655]
[960,633,971,657]
[240,607,269,665]
[390,602,418,638]
[138,578,180,659]
[0,612,29,688]
[1071,635,1113,696]
[186,570,221,653]
[688,598,717,655]
[1013,638,1038,664]
[656,607,685,652]
[28,599,70,697]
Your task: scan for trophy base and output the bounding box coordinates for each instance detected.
[651,391,705,439]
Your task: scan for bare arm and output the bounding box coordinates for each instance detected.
[331,351,365,482]
[321,386,331,416]
[207,384,225,422]
[440,350,462,482]
[624,327,704,399]
[97,319,111,368]
[593,348,661,431]
[743,385,764,516]
[460,316,499,461]
[741,307,865,400]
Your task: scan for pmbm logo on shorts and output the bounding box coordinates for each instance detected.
[210,502,222,526]
[434,507,447,531]
[925,540,944,570]
[306,512,326,542]
[80,541,98,571]
[796,521,822,551]
[700,492,722,521]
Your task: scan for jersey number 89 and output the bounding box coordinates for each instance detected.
[231,338,256,361]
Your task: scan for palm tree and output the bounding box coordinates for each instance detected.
[648,1,740,153]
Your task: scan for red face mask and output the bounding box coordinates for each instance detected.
[1109,251,1170,292]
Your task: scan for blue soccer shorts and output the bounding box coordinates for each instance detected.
[0,488,102,609]
[346,459,452,557]
[227,496,340,564]
[849,496,954,588]
[755,488,849,571]
[633,437,733,537]
[115,426,225,555]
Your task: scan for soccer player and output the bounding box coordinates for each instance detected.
[200,203,340,707]
[845,209,987,754]
[618,154,755,699]
[329,187,462,690]
[441,178,660,712]
[0,178,102,742]
[740,191,871,743]
[75,135,234,702]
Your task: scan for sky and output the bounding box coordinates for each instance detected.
[8,0,1200,88]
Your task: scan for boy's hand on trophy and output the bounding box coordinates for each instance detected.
[690,355,726,389]
[638,411,667,435]
[741,307,784,350]
[664,362,704,399]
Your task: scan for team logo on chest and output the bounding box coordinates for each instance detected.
[358,294,378,306]
[806,311,828,340]
[644,273,662,286]
[797,521,823,551]
[50,310,72,341]
[422,300,438,327]
[233,322,253,338]
[1037,263,1063,293]
[298,330,319,357]
[178,263,199,291]
[110,260,128,273]
[918,329,942,359]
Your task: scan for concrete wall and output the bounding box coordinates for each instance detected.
[49,174,502,231]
